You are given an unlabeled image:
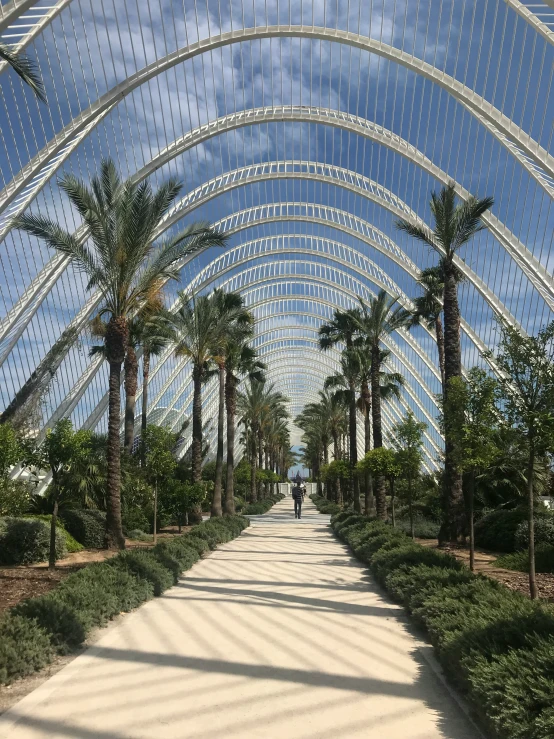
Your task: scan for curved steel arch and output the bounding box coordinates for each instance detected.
[1,25,550,222]
[137,290,442,438]
[2,105,544,366]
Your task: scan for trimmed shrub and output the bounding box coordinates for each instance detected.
[14,596,85,652]
[0,517,67,564]
[474,508,550,553]
[60,509,106,548]
[370,544,462,585]
[0,614,54,685]
[182,534,210,556]
[330,508,355,526]
[111,550,174,596]
[385,564,475,611]
[25,514,83,552]
[515,516,554,550]
[395,516,440,539]
[496,545,554,574]
[311,496,341,515]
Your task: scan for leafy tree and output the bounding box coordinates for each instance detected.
[14,160,226,549]
[357,447,401,523]
[181,482,206,526]
[0,43,46,101]
[321,459,351,498]
[486,321,554,598]
[391,411,427,539]
[448,370,499,569]
[396,183,493,545]
[0,423,22,477]
[23,420,92,568]
[142,425,177,544]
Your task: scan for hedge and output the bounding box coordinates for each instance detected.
[242,493,285,516]
[0,517,67,564]
[310,495,342,515]
[1,514,249,685]
[330,512,554,738]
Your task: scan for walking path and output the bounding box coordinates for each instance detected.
[0,498,478,739]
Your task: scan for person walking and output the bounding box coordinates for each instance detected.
[292,483,303,519]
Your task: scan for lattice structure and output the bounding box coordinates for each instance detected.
[0,0,552,474]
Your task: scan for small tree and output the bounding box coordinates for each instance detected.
[486,321,554,598]
[181,482,207,526]
[391,411,427,539]
[24,420,92,568]
[142,425,177,544]
[321,460,350,504]
[357,447,400,523]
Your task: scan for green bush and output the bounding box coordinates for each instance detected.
[473,508,550,553]
[385,564,475,611]
[181,534,210,555]
[370,543,462,585]
[111,550,174,596]
[330,508,355,526]
[311,496,341,515]
[60,509,106,548]
[14,596,85,652]
[0,517,67,564]
[467,635,554,739]
[0,613,54,685]
[496,545,554,573]
[25,515,83,552]
[395,516,440,539]
[515,516,554,550]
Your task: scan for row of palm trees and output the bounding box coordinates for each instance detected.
[297,184,493,543]
[237,379,291,501]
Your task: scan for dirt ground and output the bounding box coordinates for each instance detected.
[0,529,191,614]
[417,538,554,601]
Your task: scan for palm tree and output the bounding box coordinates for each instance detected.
[355,291,411,519]
[14,159,227,548]
[139,308,176,453]
[319,309,362,510]
[224,342,265,514]
[396,183,493,543]
[238,380,288,502]
[210,290,254,517]
[0,43,46,102]
[170,292,226,518]
[410,266,446,392]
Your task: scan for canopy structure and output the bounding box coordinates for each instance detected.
[0,0,553,472]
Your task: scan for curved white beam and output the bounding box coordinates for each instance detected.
[1,25,550,224]
[3,105,545,367]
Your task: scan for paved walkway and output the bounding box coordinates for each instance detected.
[0,498,478,739]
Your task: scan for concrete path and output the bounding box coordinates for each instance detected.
[0,498,478,739]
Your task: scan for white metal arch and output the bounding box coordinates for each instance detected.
[2,105,544,367]
[1,25,550,224]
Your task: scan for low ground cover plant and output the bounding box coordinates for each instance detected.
[0,515,249,685]
[329,510,554,739]
[310,495,341,515]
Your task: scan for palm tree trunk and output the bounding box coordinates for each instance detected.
[105,359,126,549]
[349,382,360,513]
[190,364,203,524]
[211,362,225,517]
[140,350,150,465]
[224,370,236,515]
[123,345,138,454]
[362,380,373,516]
[250,432,258,503]
[441,260,464,545]
[435,315,446,393]
[371,344,387,520]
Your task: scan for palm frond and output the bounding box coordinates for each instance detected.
[0,43,46,102]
